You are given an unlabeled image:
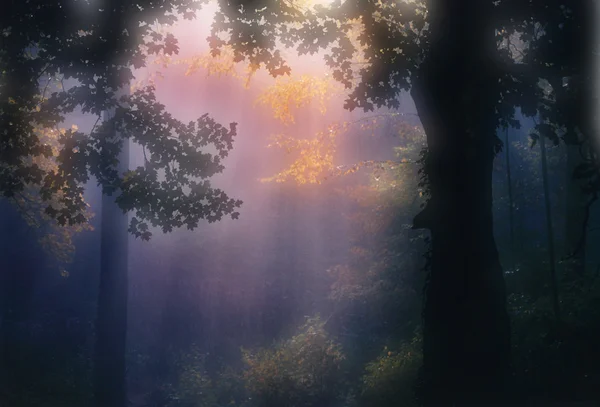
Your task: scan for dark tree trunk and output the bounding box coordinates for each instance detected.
[564,143,589,277]
[539,133,560,321]
[504,127,516,270]
[94,108,130,407]
[411,1,511,405]
[0,202,44,396]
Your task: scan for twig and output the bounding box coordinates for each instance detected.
[89,115,102,136]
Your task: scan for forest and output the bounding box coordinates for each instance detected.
[0,0,598,406]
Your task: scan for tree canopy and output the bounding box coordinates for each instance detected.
[1,0,241,240]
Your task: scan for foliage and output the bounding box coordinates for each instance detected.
[264,113,424,185]
[171,348,217,407]
[508,261,600,401]
[149,346,249,407]
[242,315,346,407]
[491,134,566,257]
[175,44,260,88]
[360,334,422,407]
[256,75,341,124]
[1,0,241,241]
[209,0,427,111]
[208,0,596,220]
[262,125,338,184]
[328,127,426,316]
[321,132,427,404]
[8,123,94,266]
[3,72,94,264]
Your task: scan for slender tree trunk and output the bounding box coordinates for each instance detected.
[94,103,130,407]
[564,143,588,277]
[539,133,560,321]
[411,2,511,405]
[504,127,516,270]
[0,202,42,397]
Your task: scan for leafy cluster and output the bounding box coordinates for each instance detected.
[262,125,338,184]
[208,0,596,205]
[263,113,424,185]
[242,316,346,407]
[1,0,242,240]
[209,0,427,111]
[171,348,217,407]
[360,335,422,407]
[8,122,94,265]
[256,75,341,124]
[328,122,425,303]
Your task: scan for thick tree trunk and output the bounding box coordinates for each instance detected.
[562,1,596,279]
[411,1,511,405]
[94,107,130,407]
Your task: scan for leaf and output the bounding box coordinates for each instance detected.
[256,75,342,124]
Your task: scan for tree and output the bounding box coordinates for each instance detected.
[93,94,131,407]
[1,0,242,238]
[564,141,591,276]
[2,2,243,407]
[537,125,560,321]
[502,126,516,270]
[206,0,594,404]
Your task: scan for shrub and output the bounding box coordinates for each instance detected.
[360,333,422,407]
[242,315,346,407]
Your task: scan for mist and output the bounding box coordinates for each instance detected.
[1,2,599,407]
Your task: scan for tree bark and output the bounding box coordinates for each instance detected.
[411,1,511,405]
[94,104,130,407]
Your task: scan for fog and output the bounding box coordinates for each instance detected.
[2,4,599,407]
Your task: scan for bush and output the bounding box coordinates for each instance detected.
[359,333,422,407]
[242,315,346,407]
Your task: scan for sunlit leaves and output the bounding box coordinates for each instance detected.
[182,45,238,78]
[177,44,262,89]
[256,74,341,124]
[178,47,340,122]
[262,123,339,184]
[263,113,424,185]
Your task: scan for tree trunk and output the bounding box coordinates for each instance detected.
[562,0,595,279]
[0,202,43,397]
[94,104,130,407]
[411,1,511,405]
[564,143,589,277]
[539,133,560,321]
[504,127,516,270]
